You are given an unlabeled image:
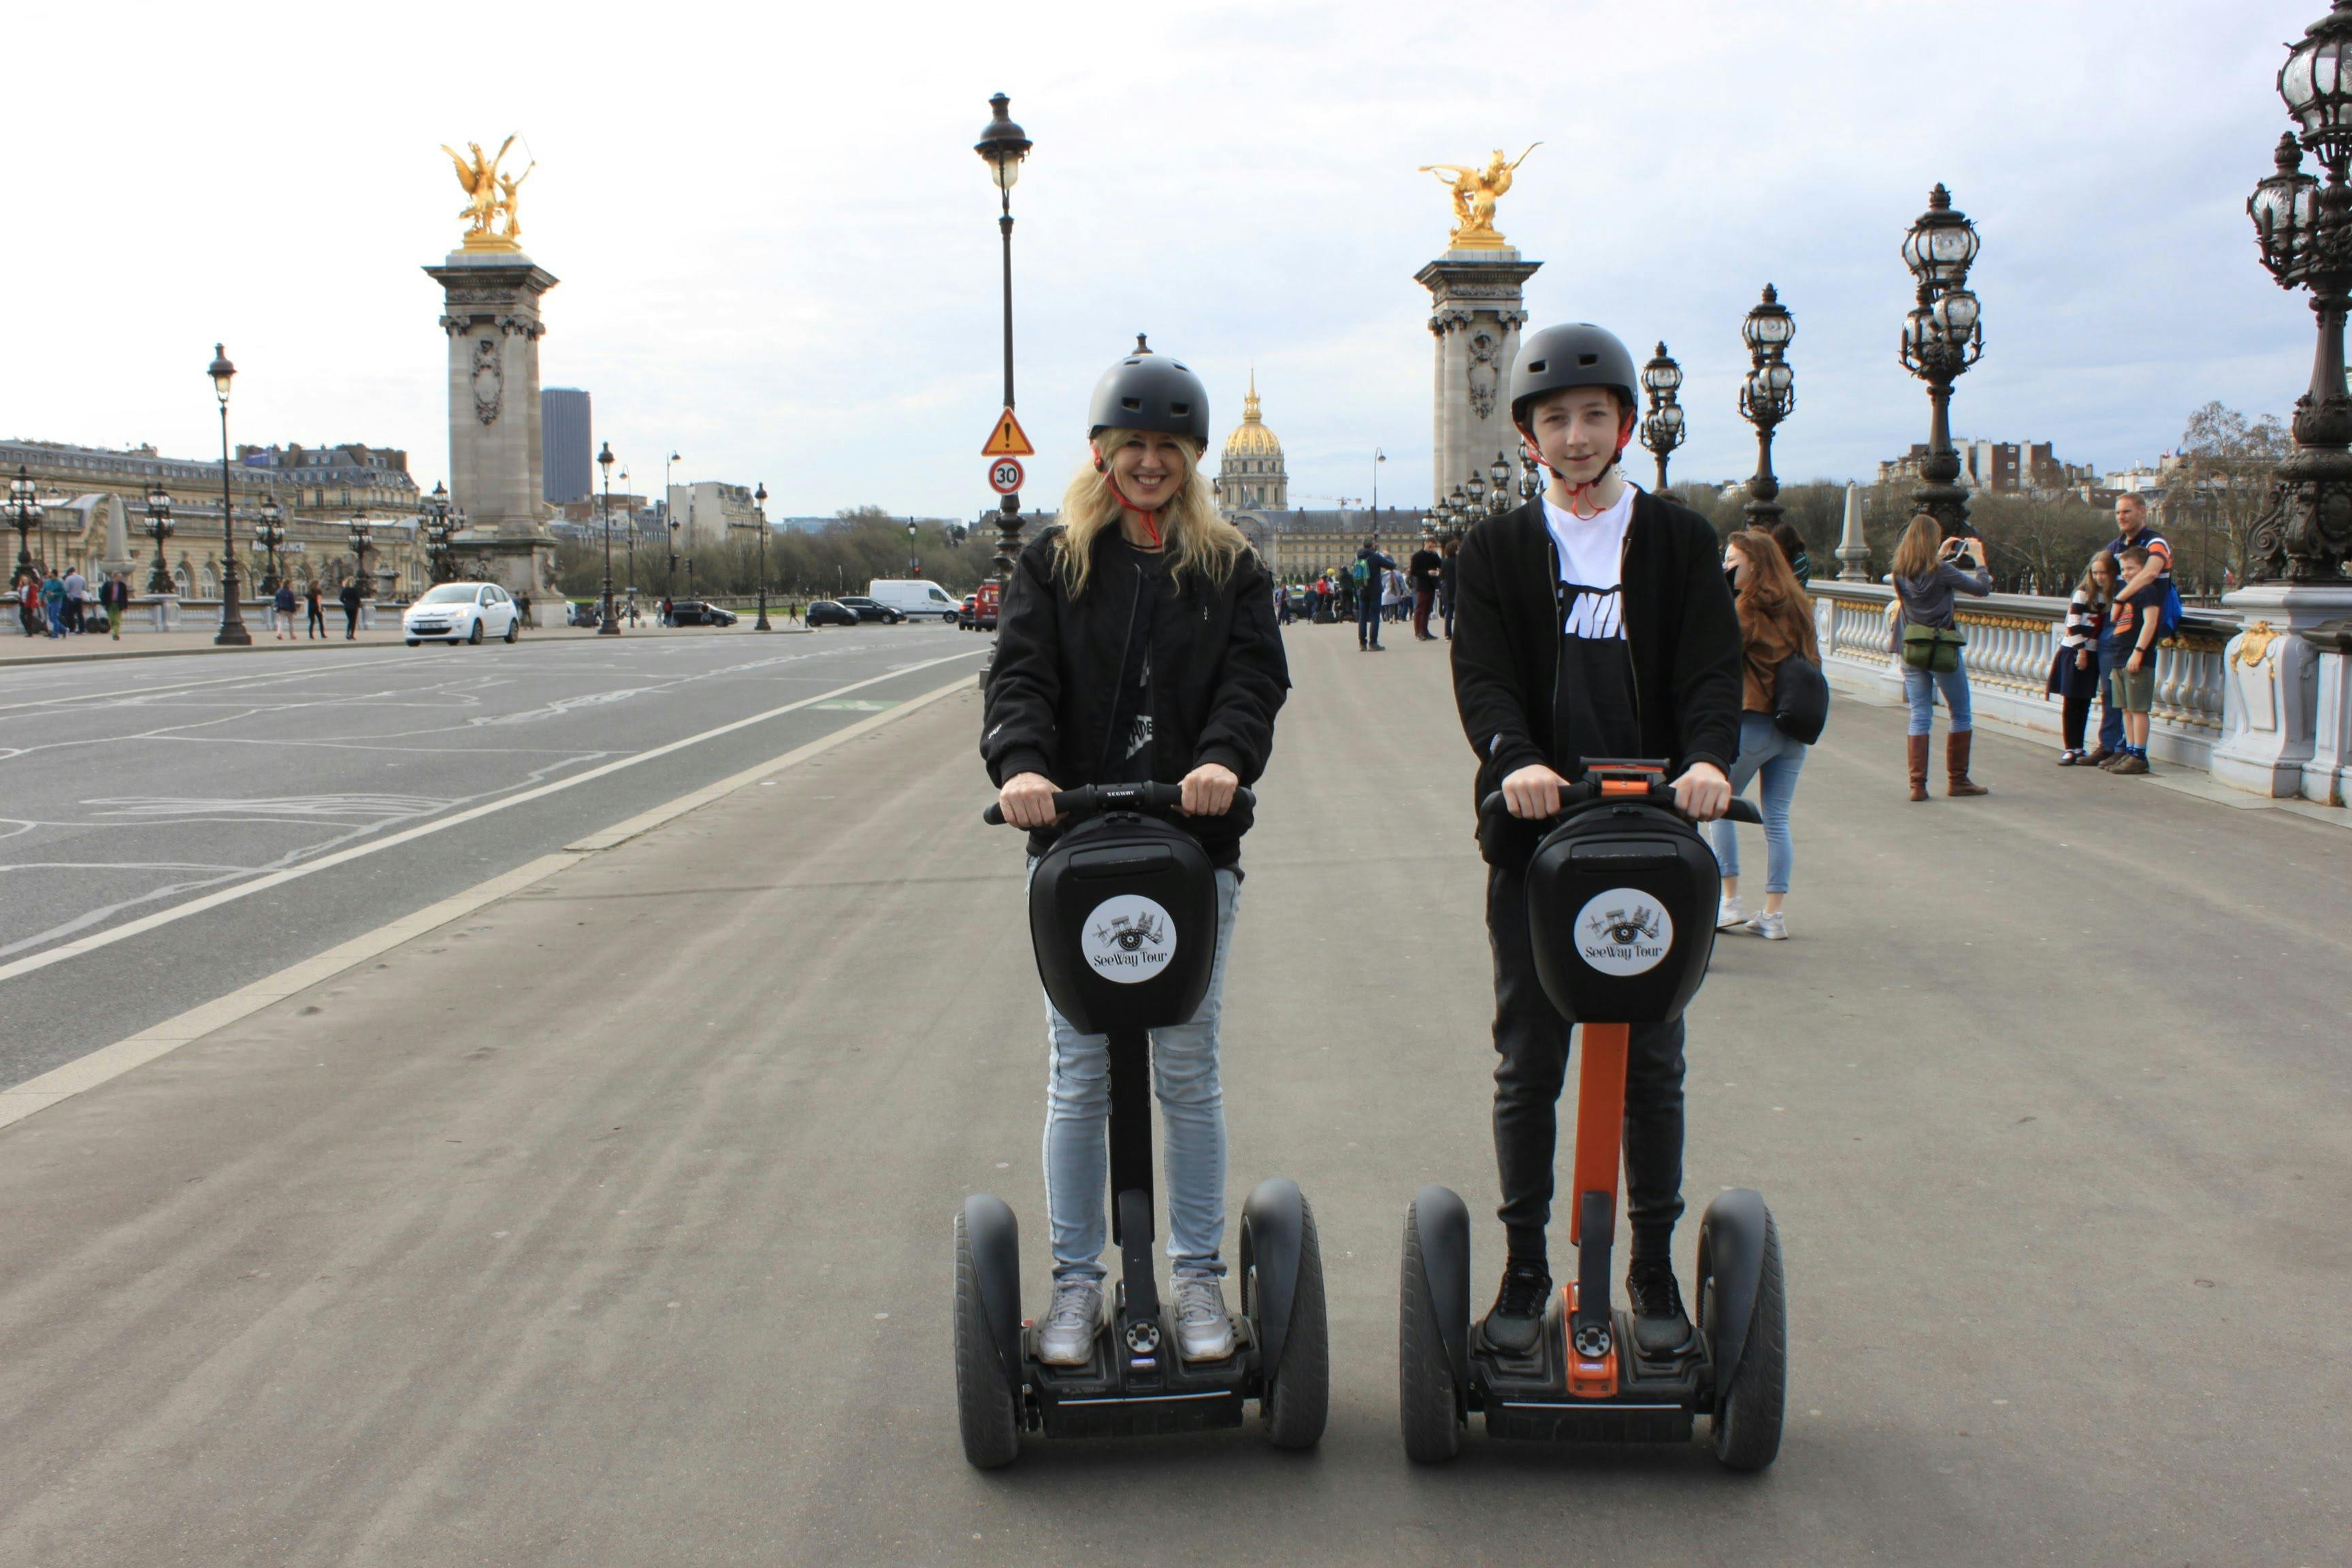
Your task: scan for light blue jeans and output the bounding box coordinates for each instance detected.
[1041,865,1239,1285]
[1902,651,1973,736]
[1710,713,1807,896]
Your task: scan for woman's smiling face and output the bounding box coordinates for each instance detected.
[1103,433,1190,512]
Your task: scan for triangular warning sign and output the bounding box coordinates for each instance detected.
[981,407,1035,457]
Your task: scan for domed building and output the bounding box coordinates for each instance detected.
[1215,372,1288,514]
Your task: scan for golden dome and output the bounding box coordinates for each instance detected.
[1222,370,1283,459]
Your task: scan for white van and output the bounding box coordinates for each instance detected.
[865,579,961,623]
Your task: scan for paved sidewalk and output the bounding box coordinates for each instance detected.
[0,619,2342,1565]
[0,618,808,666]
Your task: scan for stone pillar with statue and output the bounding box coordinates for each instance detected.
[423,135,565,625]
[1416,147,1543,511]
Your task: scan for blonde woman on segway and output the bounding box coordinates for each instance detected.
[983,340,1290,1370]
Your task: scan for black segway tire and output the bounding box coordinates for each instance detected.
[953,1209,1022,1469]
[1399,1202,1463,1463]
[1260,1197,1329,1450]
[1711,1209,1786,1472]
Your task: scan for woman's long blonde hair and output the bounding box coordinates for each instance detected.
[1890,514,1944,584]
[1054,428,1248,598]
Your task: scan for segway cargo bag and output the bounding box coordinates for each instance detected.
[1028,813,1220,1036]
[1524,798,1721,1026]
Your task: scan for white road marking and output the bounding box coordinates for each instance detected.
[0,648,985,987]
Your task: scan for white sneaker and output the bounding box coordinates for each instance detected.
[1716,896,1746,930]
[1037,1279,1102,1366]
[1173,1277,1235,1362]
[1746,911,1787,941]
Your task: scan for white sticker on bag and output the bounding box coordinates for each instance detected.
[1082,894,1178,984]
[1575,889,1674,977]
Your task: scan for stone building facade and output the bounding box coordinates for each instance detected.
[1214,374,1288,512]
[1228,506,1424,584]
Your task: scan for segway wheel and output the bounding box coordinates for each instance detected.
[1399,1203,1462,1463]
[1711,1209,1787,1473]
[953,1209,1022,1469]
[1260,1197,1329,1450]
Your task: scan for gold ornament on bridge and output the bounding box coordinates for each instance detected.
[1419,144,1540,250]
[441,135,535,252]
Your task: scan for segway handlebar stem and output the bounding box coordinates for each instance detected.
[983,781,1256,826]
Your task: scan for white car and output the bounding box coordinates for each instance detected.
[405,581,523,645]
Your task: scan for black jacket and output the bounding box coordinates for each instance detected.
[983,527,1290,864]
[1450,491,1742,868]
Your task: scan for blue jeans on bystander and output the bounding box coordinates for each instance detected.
[1710,713,1808,896]
[1903,651,1973,736]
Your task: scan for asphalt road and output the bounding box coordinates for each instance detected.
[0,623,2345,1565]
[0,625,990,1087]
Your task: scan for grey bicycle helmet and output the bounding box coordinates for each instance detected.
[1507,323,1640,432]
[1086,334,1211,446]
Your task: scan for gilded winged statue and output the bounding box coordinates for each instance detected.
[442,136,523,250]
[1420,144,1541,248]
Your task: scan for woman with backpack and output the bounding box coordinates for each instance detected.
[1712,528,1822,941]
[1889,514,1991,801]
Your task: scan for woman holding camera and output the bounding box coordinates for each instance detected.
[1889,515,1991,801]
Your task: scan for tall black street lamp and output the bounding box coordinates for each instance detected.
[7,465,44,581]
[1897,185,1985,537]
[422,481,458,583]
[754,482,772,631]
[619,466,635,610]
[348,518,376,613]
[1640,343,1687,493]
[1738,286,1797,529]
[975,92,1032,591]
[663,450,681,603]
[596,441,620,635]
[2246,1,2352,581]
[144,483,176,594]
[907,517,921,578]
[208,344,251,645]
[255,495,287,594]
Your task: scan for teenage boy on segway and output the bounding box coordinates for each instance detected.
[983,340,1291,1370]
[1449,323,1742,1360]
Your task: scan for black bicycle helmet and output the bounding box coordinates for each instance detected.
[1086,334,1211,446]
[1507,323,1639,433]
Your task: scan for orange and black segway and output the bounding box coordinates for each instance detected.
[1399,760,1785,1470]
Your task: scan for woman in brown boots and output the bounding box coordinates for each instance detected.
[1889,514,1991,801]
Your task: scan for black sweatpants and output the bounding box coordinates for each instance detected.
[1486,864,1686,1267]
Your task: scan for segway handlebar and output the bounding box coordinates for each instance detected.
[1480,774,1762,827]
[983,781,1257,827]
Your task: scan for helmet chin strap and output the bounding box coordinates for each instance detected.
[1096,444,1167,546]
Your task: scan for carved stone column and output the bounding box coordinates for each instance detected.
[1416,250,1541,513]
[423,250,564,623]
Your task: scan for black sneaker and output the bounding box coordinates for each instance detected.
[1480,1260,1552,1355]
[1627,1260,1693,1356]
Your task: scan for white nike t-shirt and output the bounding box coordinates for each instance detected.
[1542,487,1633,627]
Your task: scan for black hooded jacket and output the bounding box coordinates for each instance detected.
[982,526,1290,866]
[1450,489,1742,868]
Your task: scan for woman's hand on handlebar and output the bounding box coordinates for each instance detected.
[1671,760,1733,821]
[1179,761,1240,817]
[998,771,1062,830]
[1501,763,1570,820]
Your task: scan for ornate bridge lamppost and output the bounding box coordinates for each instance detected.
[1897,185,1986,538]
[207,344,252,644]
[754,483,772,631]
[144,484,176,595]
[975,93,1032,591]
[1486,452,1512,515]
[1739,287,1796,529]
[7,465,44,581]
[348,519,376,613]
[596,441,620,636]
[254,496,287,595]
[2245,1,2352,581]
[421,481,458,583]
[1640,343,1687,493]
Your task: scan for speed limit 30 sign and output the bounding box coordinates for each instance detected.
[987,457,1024,495]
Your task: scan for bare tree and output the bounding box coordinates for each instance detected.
[2170,402,2290,594]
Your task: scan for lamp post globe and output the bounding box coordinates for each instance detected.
[596,441,621,635]
[976,92,1034,600]
[1639,342,1688,493]
[207,344,251,644]
[754,481,772,631]
[1897,185,1986,538]
[1738,287,1797,529]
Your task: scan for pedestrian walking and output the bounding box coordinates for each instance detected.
[1711,529,1823,942]
[1439,536,1459,638]
[2050,554,2113,766]
[1274,582,1292,625]
[42,569,67,638]
[984,342,1290,1368]
[99,570,131,640]
[62,566,87,634]
[1354,537,1395,651]
[272,581,298,641]
[16,573,37,637]
[2102,545,2165,775]
[338,578,362,640]
[1409,538,1442,640]
[304,581,325,639]
[1765,521,1812,587]
[1889,514,1991,800]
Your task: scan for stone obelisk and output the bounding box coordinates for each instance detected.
[424,138,562,623]
[1415,148,1543,506]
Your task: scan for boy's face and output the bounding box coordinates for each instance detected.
[1523,387,1627,487]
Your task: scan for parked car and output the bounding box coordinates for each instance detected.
[666,600,739,627]
[407,581,524,645]
[806,599,861,627]
[567,600,602,627]
[865,578,962,623]
[957,594,978,630]
[835,595,905,625]
[966,580,1000,632]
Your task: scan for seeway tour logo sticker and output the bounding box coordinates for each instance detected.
[1575,888,1673,977]
[1083,894,1178,984]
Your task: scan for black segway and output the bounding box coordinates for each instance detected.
[956,781,1328,1469]
[1399,760,1786,1470]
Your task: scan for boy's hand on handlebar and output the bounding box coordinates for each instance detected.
[1501,763,1569,819]
[1672,761,1733,821]
[998,772,1061,830]
[1179,762,1240,817]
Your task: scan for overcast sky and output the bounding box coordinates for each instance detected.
[3,0,2325,517]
